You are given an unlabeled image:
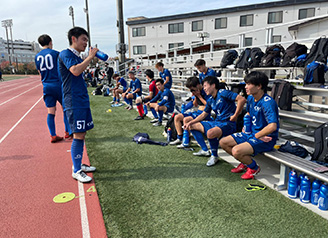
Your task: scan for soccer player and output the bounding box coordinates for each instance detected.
[219,71,279,180]
[184,76,246,167]
[146,78,175,126]
[58,27,97,183]
[111,74,128,107]
[169,76,211,147]
[134,69,158,120]
[155,62,172,89]
[34,34,71,143]
[194,59,216,84]
[122,71,142,110]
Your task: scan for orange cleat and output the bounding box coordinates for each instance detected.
[51,135,64,143]
[65,132,73,140]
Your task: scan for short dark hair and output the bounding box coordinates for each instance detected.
[155,78,164,84]
[112,74,119,79]
[244,71,269,92]
[155,62,164,68]
[68,27,89,45]
[194,59,206,67]
[128,71,135,75]
[38,34,52,46]
[144,69,154,79]
[186,76,200,88]
[203,76,221,90]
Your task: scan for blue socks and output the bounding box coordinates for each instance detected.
[143,105,148,115]
[47,114,56,136]
[113,97,116,102]
[71,139,84,173]
[191,130,208,151]
[209,138,219,157]
[177,134,183,141]
[248,159,258,170]
[128,98,133,106]
[150,108,158,119]
[158,110,164,122]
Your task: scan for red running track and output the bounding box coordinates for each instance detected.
[0,76,107,238]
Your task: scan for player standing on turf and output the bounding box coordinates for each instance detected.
[35,34,71,143]
[58,27,97,183]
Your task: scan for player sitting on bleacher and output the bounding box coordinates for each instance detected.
[194,59,217,84]
[111,73,128,107]
[155,62,172,89]
[122,71,142,110]
[220,71,279,180]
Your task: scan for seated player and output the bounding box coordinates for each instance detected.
[111,74,128,107]
[184,76,246,167]
[194,59,216,84]
[169,76,211,147]
[219,71,279,180]
[134,69,158,120]
[122,71,142,110]
[155,62,172,89]
[146,78,175,126]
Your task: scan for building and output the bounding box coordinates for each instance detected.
[126,0,328,59]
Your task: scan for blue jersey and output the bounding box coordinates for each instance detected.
[150,88,175,108]
[35,48,61,85]
[247,94,279,139]
[195,89,210,106]
[118,77,127,90]
[199,68,216,84]
[129,78,142,96]
[204,89,238,122]
[159,69,172,89]
[58,49,89,110]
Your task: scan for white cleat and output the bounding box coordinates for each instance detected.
[72,170,92,183]
[193,149,211,157]
[169,139,182,145]
[206,156,219,167]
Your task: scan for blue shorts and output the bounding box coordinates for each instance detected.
[183,110,212,121]
[201,120,236,137]
[65,108,94,133]
[43,84,63,108]
[166,105,174,113]
[128,92,141,100]
[231,132,277,156]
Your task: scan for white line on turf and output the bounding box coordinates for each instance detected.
[78,181,91,238]
[0,84,41,107]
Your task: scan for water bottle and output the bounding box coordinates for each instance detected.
[167,128,172,142]
[287,170,298,199]
[297,173,305,197]
[182,130,189,147]
[318,183,328,211]
[300,175,311,203]
[243,114,252,134]
[181,104,186,114]
[311,179,322,205]
[143,104,148,116]
[95,50,109,61]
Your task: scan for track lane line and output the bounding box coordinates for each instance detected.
[0,84,42,107]
[0,81,39,94]
[78,182,91,238]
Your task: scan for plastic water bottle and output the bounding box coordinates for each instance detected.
[297,173,305,198]
[300,175,311,203]
[318,183,328,211]
[95,50,109,61]
[182,130,189,147]
[311,179,322,205]
[288,170,298,199]
[243,114,252,134]
[143,105,148,116]
[181,104,186,114]
[167,128,172,142]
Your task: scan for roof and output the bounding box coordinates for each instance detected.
[288,15,328,31]
[126,0,327,26]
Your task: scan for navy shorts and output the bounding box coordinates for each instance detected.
[231,132,277,156]
[201,120,236,137]
[65,108,94,133]
[43,85,63,108]
[183,110,212,121]
[128,92,141,100]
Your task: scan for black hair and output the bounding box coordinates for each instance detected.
[128,71,135,75]
[38,34,52,46]
[202,76,221,90]
[244,71,269,93]
[68,27,89,45]
[112,74,119,79]
[155,78,164,84]
[186,76,200,88]
[155,62,164,68]
[194,59,206,67]
[144,69,154,79]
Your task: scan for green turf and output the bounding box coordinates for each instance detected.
[1,75,27,81]
[87,90,328,238]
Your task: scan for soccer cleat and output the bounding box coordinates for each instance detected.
[153,121,162,126]
[110,101,115,104]
[193,149,211,157]
[134,115,144,120]
[241,166,261,180]
[125,106,130,109]
[51,135,64,143]
[81,164,96,172]
[206,156,219,167]
[65,132,73,140]
[72,169,92,183]
[127,106,133,111]
[231,163,247,173]
[116,103,123,107]
[150,118,158,123]
[169,138,182,145]
[176,144,186,149]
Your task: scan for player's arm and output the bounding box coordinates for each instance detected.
[193,90,206,106]
[230,95,247,122]
[163,75,170,86]
[184,111,209,130]
[254,123,277,141]
[148,92,160,104]
[69,47,98,76]
[144,91,153,100]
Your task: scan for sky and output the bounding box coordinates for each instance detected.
[0,0,276,57]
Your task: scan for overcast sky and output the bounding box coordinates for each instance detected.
[0,0,275,57]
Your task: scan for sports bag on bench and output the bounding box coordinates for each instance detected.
[312,123,328,163]
[271,80,294,111]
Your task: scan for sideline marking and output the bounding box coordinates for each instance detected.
[78,182,91,238]
[0,80,38,94]
[0,96,43,144]
[0,84,41,107]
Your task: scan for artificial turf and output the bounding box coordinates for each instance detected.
[86,90,328,238]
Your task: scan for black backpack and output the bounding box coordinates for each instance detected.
[305,37,328,65]
[164,113,177,141]
[281,42,308,67]
[235,48,251,69]
[260,44,285,67]
[270,80,294,111]
[312,123,328,163]
[230,83,247,99]
[303,61,327,86]
[220,50,238,68]
[248,47,264,68]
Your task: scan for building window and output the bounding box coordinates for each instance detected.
[168,23,184,34]
[168,42,184,50]
[132,27,145,37]
[245,37,253,47]
[192,20,203,32]
[133,45,146,55]
[299,8,315,20]
[268,11,283,24]
[240,14,253,27]
[214,39,227,45]
[215,17,227,29]
[272,35,281,43]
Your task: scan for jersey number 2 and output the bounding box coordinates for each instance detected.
[37,54,54,71]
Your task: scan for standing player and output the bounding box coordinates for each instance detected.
[194,59,216,84]
[155,62,172,89]
[111,74,128,107]
[122,71,142,110]
[34,34,71,143]
[58,27,97,183]
[220,71,279,180]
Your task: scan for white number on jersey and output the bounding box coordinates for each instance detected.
[37,54,54,71]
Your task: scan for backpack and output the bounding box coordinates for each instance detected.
[248,47,264,68]
[235,48,251,69]
[270,80,294,111]
[278,141,309,158]
[230,83,247,99]
[220,49,238,68]
[94,85,103,95]
[294,54,308,68]
[305,37,328,65]
[303,61,328,86]
[260,44,285,67]
[164,113,177,141]
[311,123,328,163]
[281,42,308,67]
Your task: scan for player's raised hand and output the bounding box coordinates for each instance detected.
[89,47,99,58]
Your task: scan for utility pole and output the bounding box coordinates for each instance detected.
[116,0,126,74]
[1,19,13,74]
[9,21,18,72]
[84,0,91,48]
[69,6,75,27]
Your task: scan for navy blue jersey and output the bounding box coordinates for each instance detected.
[129,78,142,96]
[195,89,210,106]
[35,48,61,85]
[159,69,172,89]
[150,88,175,108]
[204,89,238,122]
[247,94,279,139]
[199,68,216,84]
[118,77,127,90]
[58,49,89,110]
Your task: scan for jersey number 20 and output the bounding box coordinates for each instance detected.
[37,54,54,71]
